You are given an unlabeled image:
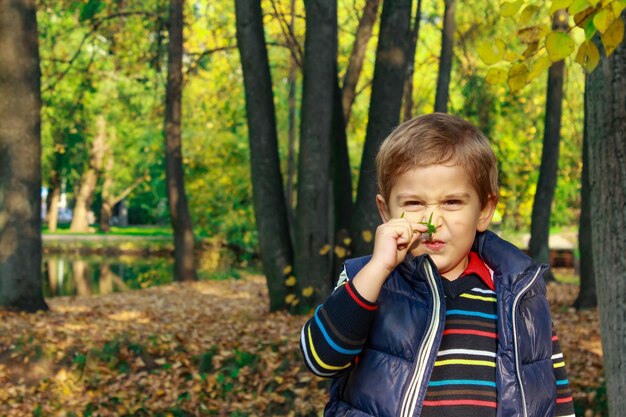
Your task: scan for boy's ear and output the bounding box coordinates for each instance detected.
[376,194,391,223]
[477,195,497,232]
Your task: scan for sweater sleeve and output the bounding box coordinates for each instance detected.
[299,267,378,377]
[552,325,576,417]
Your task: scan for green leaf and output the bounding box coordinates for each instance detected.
[593,8,615,34]
[545,31,576,61]
[477,39,507,64]
[568,0,591,15]
[575,40,600,73]
[485,67,508,84]
[601,15,625,56]
[519,5,541,27]
[501,0,525,17]
[551,0,575,15]
[508,62,529,92]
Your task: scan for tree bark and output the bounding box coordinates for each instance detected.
[295,0,337,306]
[235,0,294,311]
[341,0,380,124]
[586,14,626,415]
[402,0,423,121]
[574,81,596,309]
[70,114,107,232]
[0,0,48,312]
[351,0,412,257]
[434,0,456,113]
[47,169,61,232]
[164,0,197,281]
[528,10,568,283]
[285,0,297,229]
[331,71,353,283]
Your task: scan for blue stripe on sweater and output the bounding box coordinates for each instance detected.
[446,309,497,320]
[428,379,497,388]
[314,306,361,355]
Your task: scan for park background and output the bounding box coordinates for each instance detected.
[0,0,624,416]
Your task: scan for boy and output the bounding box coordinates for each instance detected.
[300,113,575,417]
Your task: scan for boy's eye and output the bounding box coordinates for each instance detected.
[404,201,424,207]
[444,200,463,206]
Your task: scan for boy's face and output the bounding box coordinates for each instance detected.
[376,164,496,280]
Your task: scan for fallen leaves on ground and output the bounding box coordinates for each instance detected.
[0,273,604,416]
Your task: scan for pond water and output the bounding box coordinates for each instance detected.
[41,252,248,298]
[42,254,175,298]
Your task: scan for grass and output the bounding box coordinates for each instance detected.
[43,224,173,237]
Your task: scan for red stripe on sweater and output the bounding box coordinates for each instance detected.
[345,282,377,311]
[423,399,497,408]
[443,329,497,338]
[557,396,573,404]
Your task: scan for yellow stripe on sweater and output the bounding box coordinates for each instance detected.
[553,361,566,368]
[307,325,352,371]
[434,359,496,367]
[460,293,497,302]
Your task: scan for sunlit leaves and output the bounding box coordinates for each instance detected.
[477,39,507,64]
[575,40,600,72]
[482,0,625,90]
[546,31,576,61]
[501,0,525,17]
[508,62,530,92]
[601,15,625,55]
[486,67,508,84]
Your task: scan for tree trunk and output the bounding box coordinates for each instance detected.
[295,0,337,307]
[235,0,294,311]
[402,0,423,121]
[331,71,353,283]
[574,98,596,309]
[164,0,197,281]
[0,0,48,312]
[100,145,115,232]
[341,0,380,124]
[351,0,412,257]
[47,170,61,232]
[285,0,297,229]
[586,14,626,415]
[528,10,568,283]
[70,114,107,232]
[434,0,456,113]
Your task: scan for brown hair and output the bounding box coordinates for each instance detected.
[376,113,499,207]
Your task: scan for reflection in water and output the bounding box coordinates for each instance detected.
[42,255,174,298]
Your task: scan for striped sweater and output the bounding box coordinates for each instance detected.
[300,254,575,417]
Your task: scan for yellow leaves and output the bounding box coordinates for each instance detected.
[551,0,575,15]
[282,265,292,275]
[301,287,314,298]
[284,293,299,306]
[575,40,601,72]
[528,54,554,80]
[501,0,524,17]
[593,8,615,33]
[477,39,507,65]
[601,14,625,56]
[284,276,297,287]
[361,230,373,243]
[518,25,550,44]
[519,5,541,27]
[334,245,347,258]
[546,31,576,61]
[486,67,508,84]
[508,62,530,92]
[318,244,330,255]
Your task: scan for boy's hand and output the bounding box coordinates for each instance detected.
[370,217,429,273]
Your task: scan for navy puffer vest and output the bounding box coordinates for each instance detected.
[324,230,556,417]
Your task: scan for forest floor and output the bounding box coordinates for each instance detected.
[0,270,605,417]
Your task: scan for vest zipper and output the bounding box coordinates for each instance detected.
[511,266,543,417]
[399,260,443,417]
